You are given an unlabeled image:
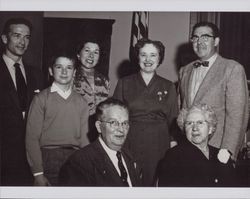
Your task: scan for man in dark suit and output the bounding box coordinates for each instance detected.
[59,98,142,186]
[0,18,43,185]
[178,21,249,164]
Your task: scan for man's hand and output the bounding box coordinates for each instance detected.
[170,141,178,148]
[34,174,51,186]
[217,149,231,164]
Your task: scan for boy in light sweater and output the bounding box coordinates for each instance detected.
[26,51,89,186]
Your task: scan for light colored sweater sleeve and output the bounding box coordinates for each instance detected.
[26,90,46,173]
[80,98,90,148]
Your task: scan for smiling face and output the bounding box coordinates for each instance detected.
[49,57,75,90]
[95,105,129,151]
[138,43,160,74]
[77,42,100,70]
[1,24,31,61]
[192,26,219,61]
[185,109,212,149]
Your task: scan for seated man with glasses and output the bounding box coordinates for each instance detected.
[59,98,142,186]
[157,104,239,187]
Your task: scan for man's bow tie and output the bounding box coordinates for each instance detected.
[193,61,209,68]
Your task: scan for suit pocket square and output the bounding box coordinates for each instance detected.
[34,89,40,93]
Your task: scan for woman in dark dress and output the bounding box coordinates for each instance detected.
[113,38,178,186]
[158,104,238,187]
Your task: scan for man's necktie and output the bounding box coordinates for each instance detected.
[14,63,27,111]
[193,61,209,68]
[116,151,129,186]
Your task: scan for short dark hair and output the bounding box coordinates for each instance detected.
[50,50,77,69]
[2,17,33,35]
[134,38,165,65]
[96,98,129,121]
[191,21,220,38]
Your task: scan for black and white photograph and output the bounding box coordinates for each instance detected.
[0,0,250,198]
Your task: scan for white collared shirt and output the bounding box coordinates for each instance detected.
[98,137,132,187]
[190,53,218,104]
[3,54,27,89]
[50,82,72,99]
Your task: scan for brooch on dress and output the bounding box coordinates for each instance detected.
[157,90,168,101]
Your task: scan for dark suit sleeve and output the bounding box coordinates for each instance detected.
[157,153,176,186]
[59,157,95,186]
[113,79,124,101]
[0,95,2,185]
[31,66,44,90]
[167,83,180,142]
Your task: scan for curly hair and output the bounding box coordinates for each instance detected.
[134,38,165,65]
[76,38,101,55]
[177,104,217,135]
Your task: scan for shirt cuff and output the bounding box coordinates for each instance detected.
[33,172,44,177]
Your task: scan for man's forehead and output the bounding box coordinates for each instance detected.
[194,26,213,34]
[9,24,30,33]
[103,105,128,117]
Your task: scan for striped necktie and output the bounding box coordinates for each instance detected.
[116,151,129,186]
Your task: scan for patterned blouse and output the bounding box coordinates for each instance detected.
[73,68,110,115]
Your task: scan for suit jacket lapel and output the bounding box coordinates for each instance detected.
[24,63,34,107]
[182,64,195,107]
[122,150,138,186]
[93,140,124,185]
[194,55,222,103]
[0,57,20,109]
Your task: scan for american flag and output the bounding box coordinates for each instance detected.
[129,12,149,61]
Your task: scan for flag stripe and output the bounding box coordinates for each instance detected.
[130,11,149,47]
[129,12,149,61]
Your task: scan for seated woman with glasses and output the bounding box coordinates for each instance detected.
[157,104,238,187]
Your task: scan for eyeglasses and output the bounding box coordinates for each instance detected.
[184,120,208,128]
[190,34,215,43]
[100,120,130,129]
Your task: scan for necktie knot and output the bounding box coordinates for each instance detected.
[14,62,21,68]
[116,151,122,159]
[193,61,209,68]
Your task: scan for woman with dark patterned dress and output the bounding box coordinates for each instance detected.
[74,39,110,142]
[158,104,238,187]
[113,38,178,186]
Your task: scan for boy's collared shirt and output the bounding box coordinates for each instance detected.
[98,137,132,187]
[50,82,72,99]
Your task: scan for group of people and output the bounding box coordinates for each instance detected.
[0,17,249,187]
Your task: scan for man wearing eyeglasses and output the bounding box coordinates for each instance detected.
[178,21,249,165]
[59,98,142,186]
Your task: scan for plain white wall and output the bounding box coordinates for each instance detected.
[44,12,190,94]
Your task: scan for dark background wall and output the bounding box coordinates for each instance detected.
[0,12,44,71]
